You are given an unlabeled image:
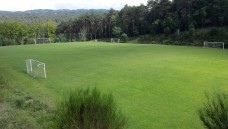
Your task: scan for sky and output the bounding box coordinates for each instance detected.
[0,0,148,11]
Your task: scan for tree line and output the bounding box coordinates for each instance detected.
[0,0,228,46]
[0,21,57,46]
[57,0,228,42]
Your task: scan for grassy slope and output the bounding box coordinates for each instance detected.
[0,42,228,129]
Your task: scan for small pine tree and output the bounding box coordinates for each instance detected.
[55,87,127,129]
[198,92,228,129]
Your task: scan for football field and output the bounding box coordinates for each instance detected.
[0,42,228,129]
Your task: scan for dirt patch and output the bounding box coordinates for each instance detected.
[0,102,11,118]
[0,102,14,129]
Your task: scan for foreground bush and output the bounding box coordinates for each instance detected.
[198,92,228,129]
[55,87,127,129]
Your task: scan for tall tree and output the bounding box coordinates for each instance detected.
[18,22,29,45]
[112,26,122,38]
[107,9,118,38]
[172,0,192,31]
[43,21,57,42]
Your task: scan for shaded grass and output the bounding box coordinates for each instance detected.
[0,42,228,128]
[0,89,54,129]
[0,70,54,129]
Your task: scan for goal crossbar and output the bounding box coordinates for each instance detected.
[204,41,224,50]
[111,38,120,43]
[34,38,51,44]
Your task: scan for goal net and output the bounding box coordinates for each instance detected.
[34,38,51,44]
[111,38,120,43]
[26,59,47,78]
[204,41,225,49]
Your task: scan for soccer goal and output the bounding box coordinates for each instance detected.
[203,41,225,50]
[111,38,120,43]
[26,59,46,78]
[34,38,51,44]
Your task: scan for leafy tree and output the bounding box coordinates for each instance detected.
[43,21,57,42]
[172,0,192,31]
[192,0,207,27]
[17,22,29,45]
[0,22,21,45]
[162,15,178,33]
[118,5,131,35]
[112,26,122,38]
[107,9,118,38]
[30,23,42,39]
[119,4,147,36]
[151,19,162,34]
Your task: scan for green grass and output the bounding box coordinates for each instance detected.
[0,42,228,129]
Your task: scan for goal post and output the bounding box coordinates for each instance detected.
[111,38,120,43]
[26,59,46,78]
[34,38,51,44]
[204,41,225,50]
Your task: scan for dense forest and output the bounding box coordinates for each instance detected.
[0,0,228,46]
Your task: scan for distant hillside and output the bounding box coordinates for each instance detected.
[0,9,108,24]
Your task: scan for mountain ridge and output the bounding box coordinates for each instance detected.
[0,9,109,24]
[0,9,108,14]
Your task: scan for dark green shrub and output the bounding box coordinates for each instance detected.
[1,38,16,46]
[187,23,196,42]
[188,24,196,37]
[24,99,48,111]
[15,97,25,108]
[23,38,36,44]
[55,87,127,129]
[209,28,219,37]
[164,27,170,36]
[198,92,228,129]
[120,33,128,43]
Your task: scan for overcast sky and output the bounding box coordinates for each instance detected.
[0,0,148,11]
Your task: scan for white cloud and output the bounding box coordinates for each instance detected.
[0,0,148,11]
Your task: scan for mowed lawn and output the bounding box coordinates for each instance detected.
[0,42,228,129]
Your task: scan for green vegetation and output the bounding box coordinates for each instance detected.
[1,0,228,46]
[112,26,122,38]
[56,0,228,44]
[55,87,127,129]
[130,26,228,47]
[199,92,228,129]
[1,0,227,128]
[0,9,108,24]
[0,21,57,45]
[0,72,54,129]
[120,33,128,43]
[0,42,228,128]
